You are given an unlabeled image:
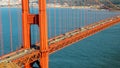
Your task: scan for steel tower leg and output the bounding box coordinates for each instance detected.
[22,0,32,68]
[39,0,49,68]
[24,63,32,68]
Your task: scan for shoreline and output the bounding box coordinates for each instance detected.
[0,6,99,9]
[0,6,119,12]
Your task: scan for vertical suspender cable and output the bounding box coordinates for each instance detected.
[77,3,79,28]
[94,0,96,22]
[83,0,85,27]
[81,2,83,28]
[78,2,79,28]
[68,1,70,31]
[48,0,51,38]
[81,3,83,28]
[77,4,78,29]
[80,0,82,28]
[17,0,22,49]
[95,0,104,22]
[72,1,75,30]
[95,0,106,23]
[70,0,72,30]
[74,1,76,29]
[73,1,75,30]
[74,1,77,29]
[95,2,96,23]
[84,0,86,26]
[0,7,4,55]
[58,0,59,35]
[93,1,95,23]
[69,1,71,31]
[80,1,82,28]
[64,0,67,32]
[71,0,73,30]
[59,0,61,35]
[8,0,13,52]
[58,0,60,35]
[75,1,77,29]
[79,3,81,28]
[17,9,20,49]
[74,1,75,29]
[86,0,88,25]
[54,0,56,37]
[95,0,98,23]
[17,11,21,49]
[67,1,69,32]
[66,1,68,32]
[72,1,74,30]
[66,1,67,32]
[70,1,72,30]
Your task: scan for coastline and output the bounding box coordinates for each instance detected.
[0,6,99,9]
[0,6,112,12]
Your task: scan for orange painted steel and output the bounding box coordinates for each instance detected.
[22,0,32,68]
[27,14,39,24]
[10,17,120,67]
[22,0,31,49]
[11,50,40,67]
[22,0,49,68]
[38,0,49,68]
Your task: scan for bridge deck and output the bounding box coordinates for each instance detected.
[0,62,20,68]
[0,15,120,67]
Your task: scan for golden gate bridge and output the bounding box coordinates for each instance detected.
[0,0,120,68]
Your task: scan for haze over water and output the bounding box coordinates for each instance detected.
[0,8,120,68]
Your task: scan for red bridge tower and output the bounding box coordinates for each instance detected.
[22,0,48,68]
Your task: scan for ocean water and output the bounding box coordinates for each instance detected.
[0,8,120,68]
